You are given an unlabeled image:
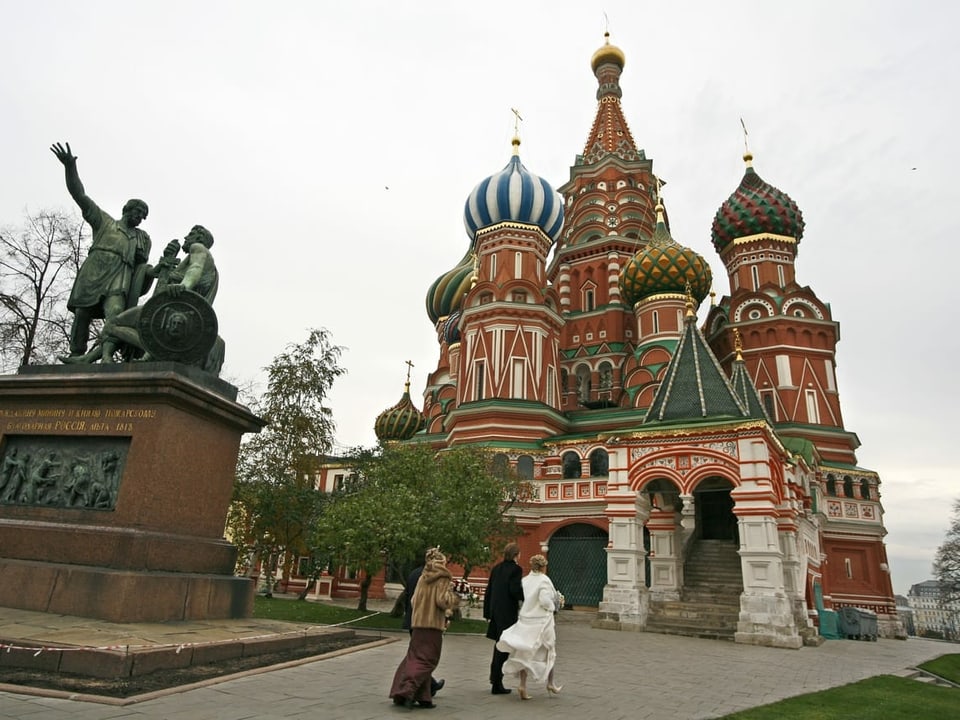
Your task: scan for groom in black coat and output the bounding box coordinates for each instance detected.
[482,542,523,694]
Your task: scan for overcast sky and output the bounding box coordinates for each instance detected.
[2,1,957,596]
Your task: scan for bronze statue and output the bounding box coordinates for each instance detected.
[102,224,220,365]
[51,142,152,357]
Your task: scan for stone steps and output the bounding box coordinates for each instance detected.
[645,539,743,640]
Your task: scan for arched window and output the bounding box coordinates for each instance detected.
[860,478,871,500]
[843,476,854,498]
[562,451,582,479]
[589,448,609,477]
[576,365,591,403]
[517,455,534,480]
[492,453,509,479]
[826,474,836,496]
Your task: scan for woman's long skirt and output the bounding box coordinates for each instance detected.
[389,627,443,703]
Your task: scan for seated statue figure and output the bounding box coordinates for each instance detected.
[65,224,223,374]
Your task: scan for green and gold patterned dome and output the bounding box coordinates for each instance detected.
[425,247,475,327]
[711,153,804,253]
[620,204,712,307]
[374,382,425,442]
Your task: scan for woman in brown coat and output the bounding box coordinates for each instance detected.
[389,548,459,709]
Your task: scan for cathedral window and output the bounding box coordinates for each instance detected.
[652,310,660,334]
[751,265,760,291]
[474,361,485,400]
[562,451,582,479]
[824,359,837,392]
[843,476,854,498]
[776,355,793,387]
[512,291,527,303]
[511,358,526,399]
[490,254,497,281]
[805,388,820,423]
[547,367,557,407]
[589,449,609,477]
[860,478,871,500]
[517,455,534,479]
[826,474,837,496]
[515,251,522,278]
[492,453,509,478]
[761,391,776,420]
[845,558,853,579]
[585,288,595,311]
[777,265,785,287]
[576,365,591,402]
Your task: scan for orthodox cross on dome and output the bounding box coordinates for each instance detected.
[510,107,523,154]
[740,117,754,167]
[511,107,523,136]
[404,359,414,390]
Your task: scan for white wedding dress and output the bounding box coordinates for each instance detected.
[495,571,559,684]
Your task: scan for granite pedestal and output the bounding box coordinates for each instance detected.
[0,363,263,622]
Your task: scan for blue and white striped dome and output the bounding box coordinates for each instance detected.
[463,140,564,242]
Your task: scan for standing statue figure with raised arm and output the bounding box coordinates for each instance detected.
[51,141,152,359]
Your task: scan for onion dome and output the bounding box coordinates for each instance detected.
[591,30,625,73]
[426,248,474,325]
[374,380,425,442]
[619,202,713,307]
[711,153,805,253]
[463,137,564,242]
[442,309,462,345]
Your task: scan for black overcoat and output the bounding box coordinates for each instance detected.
[483,558,523,640]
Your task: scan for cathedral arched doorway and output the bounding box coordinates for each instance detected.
[547,523,608,607]
[694,477,737,541]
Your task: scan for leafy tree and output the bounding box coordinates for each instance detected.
[0,210,86,371]
[934,497,960,619]
[314,443,530,611]
[227,328,345,596]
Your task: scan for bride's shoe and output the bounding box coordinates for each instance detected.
[518,686,530,701]
[547,684,563,694]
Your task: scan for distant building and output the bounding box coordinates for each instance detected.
[908,580,959,640]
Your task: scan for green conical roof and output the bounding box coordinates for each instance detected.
[644,303,749,423]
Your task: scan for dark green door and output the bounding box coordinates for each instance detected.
[547,524,608,607]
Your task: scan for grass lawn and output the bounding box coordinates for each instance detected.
[919,653,960,684]
[717,667,958,719]
[252,596,489,634]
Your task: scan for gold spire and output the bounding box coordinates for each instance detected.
[684,281,696,320]
[470,252,479,287]
[733,328,743,362]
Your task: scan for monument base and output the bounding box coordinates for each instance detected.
[0,363,263,623]
[0,557,254,623]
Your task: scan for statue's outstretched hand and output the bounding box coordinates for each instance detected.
[50,142,77,166]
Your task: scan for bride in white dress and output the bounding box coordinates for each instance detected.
[495,554,563,699]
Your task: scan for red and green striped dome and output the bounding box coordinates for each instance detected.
[620,208,712,307]
[711,154,804,253]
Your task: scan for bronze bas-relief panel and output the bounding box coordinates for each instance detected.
[0,435,129,510]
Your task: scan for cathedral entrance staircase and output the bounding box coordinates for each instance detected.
[646,539,743,641]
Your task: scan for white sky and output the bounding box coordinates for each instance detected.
[2,1,957,596]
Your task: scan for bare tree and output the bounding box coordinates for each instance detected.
[934,497,960,623]
[0,210,86,371]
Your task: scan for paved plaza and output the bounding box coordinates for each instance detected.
[0,606,949,720]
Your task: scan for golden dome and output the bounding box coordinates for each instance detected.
[591,31,625,73]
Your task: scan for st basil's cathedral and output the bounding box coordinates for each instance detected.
[373,33,900,647]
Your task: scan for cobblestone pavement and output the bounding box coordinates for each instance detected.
[0,606,950,720]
